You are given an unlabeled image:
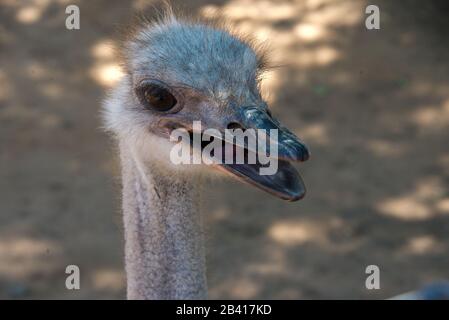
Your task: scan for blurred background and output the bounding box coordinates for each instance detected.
[1,0,449,299]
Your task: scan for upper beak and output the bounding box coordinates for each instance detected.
[238,106,310,162]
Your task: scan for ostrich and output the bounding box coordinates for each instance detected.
[102,12,309,299]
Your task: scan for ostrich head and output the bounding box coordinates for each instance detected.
[103,14,309,201]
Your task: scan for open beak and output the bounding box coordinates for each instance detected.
[159,105,309,201]
[216,106,310,201]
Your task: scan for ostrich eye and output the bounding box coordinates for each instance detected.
[142,85,177,112]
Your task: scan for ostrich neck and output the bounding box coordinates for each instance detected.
[119,142,207,299]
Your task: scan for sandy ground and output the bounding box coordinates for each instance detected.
[0,0,448,299]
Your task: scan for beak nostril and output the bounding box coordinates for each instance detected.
[227,122,244,130]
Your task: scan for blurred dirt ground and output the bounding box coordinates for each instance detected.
[0,0,449,299]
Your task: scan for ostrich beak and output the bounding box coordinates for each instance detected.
[216,106,310,201]
[160,105,309,201]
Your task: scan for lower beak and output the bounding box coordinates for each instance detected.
[219,159,306,201]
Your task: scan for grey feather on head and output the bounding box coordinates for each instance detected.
[120,5,270,102]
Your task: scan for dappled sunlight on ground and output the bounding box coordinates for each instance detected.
[0,70,12,102]
[14,0,51,24]
[90,40,124,88]
[399,235,445,256]
[91,268,125,292]
[378,177,447,221]
[296,123,329,146]
[366,139,407,158]
[269,218,337,246]
[0,237,61,279]
[294,23,328,42]
[213,277,261,299]
[436,199,449,214]
[411,99,449,131]
[90,63,124,88]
